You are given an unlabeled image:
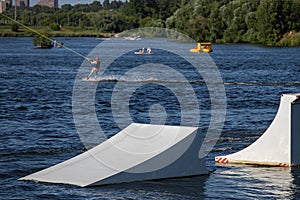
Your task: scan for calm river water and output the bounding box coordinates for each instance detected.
[1,37,300,199]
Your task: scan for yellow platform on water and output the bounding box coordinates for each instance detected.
[190,42,213,53]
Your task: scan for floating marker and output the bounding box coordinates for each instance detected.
[215,93,300,167]
[20,123,208,187]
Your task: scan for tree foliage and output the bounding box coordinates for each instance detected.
[167,0,300,45]
[32,33,53,48]
[11,23,19,32]
[1,0,299,46]
[50,22,60,31]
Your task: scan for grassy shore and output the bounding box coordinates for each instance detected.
[0,25,113,38]
[1,25,299,46]
[277,31,300,46]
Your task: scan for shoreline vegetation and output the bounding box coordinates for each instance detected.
[0,25,113,38]
[1,0,299,46]
[1,25,300,47]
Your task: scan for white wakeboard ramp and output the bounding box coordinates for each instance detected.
[216,93,300,167]
[20,123,207,187]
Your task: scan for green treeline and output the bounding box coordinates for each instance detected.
[168,0,300,46]
[1,0,300,46]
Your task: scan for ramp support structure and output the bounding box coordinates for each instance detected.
[215,93,300,167]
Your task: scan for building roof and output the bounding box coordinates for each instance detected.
[37,0,58,8]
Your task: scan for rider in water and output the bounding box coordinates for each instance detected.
[86,56,100,80]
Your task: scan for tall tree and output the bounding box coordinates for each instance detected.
[90,1,103,12]
[256,0,282,45]
[103,0,110,9]
[209,1,226,42]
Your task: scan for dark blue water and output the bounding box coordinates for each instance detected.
[1,37,300,199]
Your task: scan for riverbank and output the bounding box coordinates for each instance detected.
[0,25,113,38]
[277,31,300,46]
[1,25,299,46]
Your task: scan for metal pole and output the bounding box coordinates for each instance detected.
[14,0,16,20]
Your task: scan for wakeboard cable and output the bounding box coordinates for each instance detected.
[0,13,91,62]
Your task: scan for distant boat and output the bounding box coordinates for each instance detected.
[124,34,141,41]
[35,44,53,49]
[134,51,143,54]
[33,34,53,49]
[134,52,153,55]
[190,42,213,53]
[134,48,153,55]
